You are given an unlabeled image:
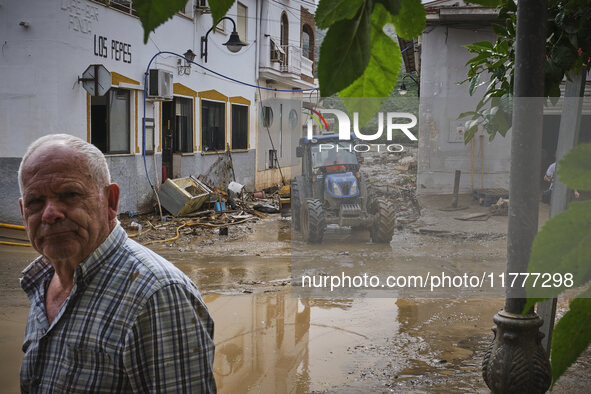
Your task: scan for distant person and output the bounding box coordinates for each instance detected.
[18,134,216,392]
[542,161,579,203]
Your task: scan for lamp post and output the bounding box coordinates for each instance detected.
[200,17,247,63]
[177,49,196,75]
[481,0,551,392]
[398,73,420,97]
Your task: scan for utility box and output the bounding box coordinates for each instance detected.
[157,176,212,216]
[147,69,173,100]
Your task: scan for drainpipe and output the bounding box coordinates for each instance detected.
[482,0,552,393]
[255,0,260,83]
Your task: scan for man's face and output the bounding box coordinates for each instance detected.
[19,143,119,265]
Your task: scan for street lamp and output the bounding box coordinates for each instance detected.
[177,49,196,75]
[398,73,420,96]
[200,17,247,63]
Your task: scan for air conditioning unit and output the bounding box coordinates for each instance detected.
[195,0,210,13]
[271,49,286,64]
[147,69,173,101]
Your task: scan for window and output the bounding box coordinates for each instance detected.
[175,97,193,153]
[237,2,247,43]
[231,104,248,150]
[302,24,314,60]
[201,100,226,152]
[91,88,130,154]
[280,13,289,46]
[261,106,273,127]
[302,31,310,58]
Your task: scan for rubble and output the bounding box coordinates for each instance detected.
[124,173,284,245]
[360,145,421,224]
[489,198,509,216]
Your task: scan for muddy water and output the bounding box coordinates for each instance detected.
[203,291,507,393]
[2,219,588,393]
[148,218,509,392]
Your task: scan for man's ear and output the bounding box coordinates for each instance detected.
[106,184,120,222]
[19,198,23,217]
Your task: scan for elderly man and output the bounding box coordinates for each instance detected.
[18,134,216,393]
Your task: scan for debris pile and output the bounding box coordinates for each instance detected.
[124,174,283,245]
[360,145,421,224]
[489,198,509,216]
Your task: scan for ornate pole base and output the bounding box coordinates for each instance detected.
[482,310,551,393]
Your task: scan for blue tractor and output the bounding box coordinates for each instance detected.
[291,134,396,243]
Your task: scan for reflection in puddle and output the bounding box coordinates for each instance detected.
[205,292,398,393]
[204,292,505,393]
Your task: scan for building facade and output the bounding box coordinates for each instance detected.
[417,0,591,195]
[417,0,510,195]
[254,0,317,189]
[0,0,316,223]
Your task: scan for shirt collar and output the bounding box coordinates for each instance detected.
[73,224,128,286]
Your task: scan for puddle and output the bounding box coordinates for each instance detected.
[204,292,508,393]
[205,292,399,393]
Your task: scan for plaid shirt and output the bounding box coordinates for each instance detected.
[20,224,216,393]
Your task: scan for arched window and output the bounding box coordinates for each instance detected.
[280,13,289,47]
[302,24,314,60]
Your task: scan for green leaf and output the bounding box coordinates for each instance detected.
[492,23,507,36]
[457,111,479,119]
[318,4,371,97]
[557,143,591,190]
[465,0,502,6]
[465,41,494,52]
[390,0,426,40]
[553,45,577,70]
[550,288,591,386]
[375,0,401,15]
[209,0,237,30]
[315,0,365,29]
[469,73,481,96]
[525,200,591,301]
[339,3,402,127]
[464,124,479,144]
[134,0,190,43]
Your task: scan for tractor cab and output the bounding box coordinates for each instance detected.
[310,142,359,174]
[291,134,396,243]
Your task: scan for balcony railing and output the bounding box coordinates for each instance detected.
[301,56,313,79]
[268,38,315,81]
[279,45,301,75]
[107,0,138,16]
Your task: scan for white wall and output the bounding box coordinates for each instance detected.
[417,25,512,194]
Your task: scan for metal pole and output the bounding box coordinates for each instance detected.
[451,170,461,208]
[482,1,552,392]
[538,69,586,353]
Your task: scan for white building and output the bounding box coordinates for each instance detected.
[417,0,591,195]
[0,0,317,223]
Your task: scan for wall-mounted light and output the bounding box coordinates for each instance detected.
[200,17,246,63]
[398,73,420,96]
[177,49,196,75]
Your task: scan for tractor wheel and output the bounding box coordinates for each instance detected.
[301,199,325,243]
[291,179,301,231]
[370,200,396,243]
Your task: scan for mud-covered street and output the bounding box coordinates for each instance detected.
[2,196,590,393]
